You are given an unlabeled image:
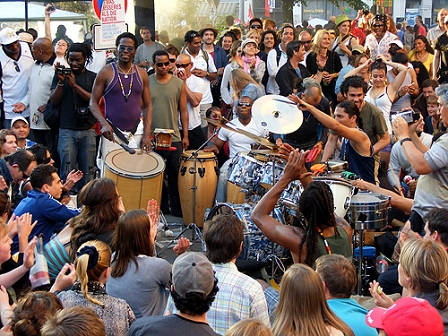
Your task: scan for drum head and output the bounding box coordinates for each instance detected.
[181,150,215,160]
[105,149,165,178]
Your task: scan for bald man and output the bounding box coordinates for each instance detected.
[29,37,58,151]
[277,78,331,157]
[175,53,205,149]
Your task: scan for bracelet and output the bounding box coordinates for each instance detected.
[58,82,64,87]
[400,137,412,145]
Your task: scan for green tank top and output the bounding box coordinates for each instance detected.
[317,226,352,258]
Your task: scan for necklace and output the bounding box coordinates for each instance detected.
[116,66,133,102]
[415,51,428,62]
[317,227,332,255]
[117,64,133,78]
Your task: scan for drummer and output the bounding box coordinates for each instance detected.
[289,96,375,184]
[204,95,268,202]
[251,149,352,265]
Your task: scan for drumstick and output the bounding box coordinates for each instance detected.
[113,139,136,155]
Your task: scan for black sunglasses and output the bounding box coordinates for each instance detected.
[250,25,262,29]
[13,61,20,73]
[176,63,190,68]
[169,58,176,63]
[237,102,252,107]
[156,61,170,67]
[118,46,134,52]
[42,155,53,164]
[372,24,384,27]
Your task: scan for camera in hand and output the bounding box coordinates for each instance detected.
[48,4,56,11]
[392,110,421,124]
[57,66,72,76]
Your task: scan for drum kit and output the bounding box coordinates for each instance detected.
[104,96,392,287]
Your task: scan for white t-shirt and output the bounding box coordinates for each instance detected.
[217,118,268,158]
[266,44,288,94]
[184,49,217,104]
[179,74,204,130]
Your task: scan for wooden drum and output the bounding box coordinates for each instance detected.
[104,149,165,210]
[178,150,218,227]
[154,128,174,148]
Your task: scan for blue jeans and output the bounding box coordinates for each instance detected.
[58,128,97,192]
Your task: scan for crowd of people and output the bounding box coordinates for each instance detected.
[0,4,446,336]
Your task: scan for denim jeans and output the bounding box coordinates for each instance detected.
[58,128,97,191]
[215,159,231,203]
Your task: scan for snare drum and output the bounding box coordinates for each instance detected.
[104,149,165,210]
[154,128,174,148]
[227,153,263,191]
[178,150,218,227]
[206,203,286,261]
[347,193,390,230]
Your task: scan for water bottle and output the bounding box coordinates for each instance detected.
[375,255,389,274]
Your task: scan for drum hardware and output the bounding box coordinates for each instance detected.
[348,193,391,295]
[112,138,136,154]
[251,95,304,134]
[156,223,206,257]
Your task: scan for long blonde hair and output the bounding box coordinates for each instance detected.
[229,68,259,96]
[400,239,448,310]
[272,264,354,336]
[75,240,111,306]
[311,29,330,55]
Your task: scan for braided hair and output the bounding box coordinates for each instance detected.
[298,182,339,266]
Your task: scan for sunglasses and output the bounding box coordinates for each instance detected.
[22,171,29,179]
[42,155,53,164]
[156,61,170,67]
[250,25,262,29]
[13,61,20,73]
[176,63,190,68]
[169,58,176,63]
[372,24,384,28]
[237,102,252,107]
[118,46,134,52]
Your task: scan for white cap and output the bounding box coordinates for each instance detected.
[11,116,29,127]
[0,27,18,45]
[389,40,403,49]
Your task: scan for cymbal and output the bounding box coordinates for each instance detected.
[201,117,235,132]
[251,95,303,134]
[235,128,277,148]
[250,149,281,156]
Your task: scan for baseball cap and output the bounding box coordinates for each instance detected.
[365,297,444,336]
[389,39,404,49]
[352,45,365,54]
[11,116,29,127]
[0,27,18,45]
[242,38,258,50]
[172,252,214,299]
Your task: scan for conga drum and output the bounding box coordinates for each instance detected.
[178,150,218,227]
[226,182,246,204]
[104,149,165,210]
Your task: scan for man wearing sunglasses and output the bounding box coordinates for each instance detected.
[176,54,205,149]
[0,27,34,129]
[150,49,188,217]
[204,95,269,203]
[249,18,263,31]
[364,14,398,60]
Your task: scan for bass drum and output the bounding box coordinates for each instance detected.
[206,203,286,261]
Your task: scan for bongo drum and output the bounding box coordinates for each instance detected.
[104,149,165,210]
[154,128,174,148]
[178,150,218,227]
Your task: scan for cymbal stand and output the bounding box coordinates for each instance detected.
[182,128,219,241]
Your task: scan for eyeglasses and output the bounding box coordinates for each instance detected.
[237,102,252,107]
[42,155,53,164]
[156,61,170,67]
[21,170,29,179]
[176,63,190,68]
[118,46,134,52]
[13,61,20,72]
[372,24,385,28]
[250,25,262,29]
[169,58,176,63]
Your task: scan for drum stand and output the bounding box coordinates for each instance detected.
[353,213,368,296]
[182,129,219,242]
[156,223,206,257]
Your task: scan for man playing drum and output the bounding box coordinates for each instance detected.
[204,95,268,203]
[90,32,153,157]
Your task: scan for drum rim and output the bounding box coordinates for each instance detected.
[181,150,216,160]
[312,176,353,187]
[105,149,166,178]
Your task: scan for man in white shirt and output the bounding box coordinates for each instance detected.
[427,8,447,48]
[183,30,217,135]
[176,54,205,149]
[0,27,34,128]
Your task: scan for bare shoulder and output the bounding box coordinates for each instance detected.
[136,65,149,80]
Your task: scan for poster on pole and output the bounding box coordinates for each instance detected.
[100,0,127,45]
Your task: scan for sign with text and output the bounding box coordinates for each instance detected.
[101,0,126,45]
